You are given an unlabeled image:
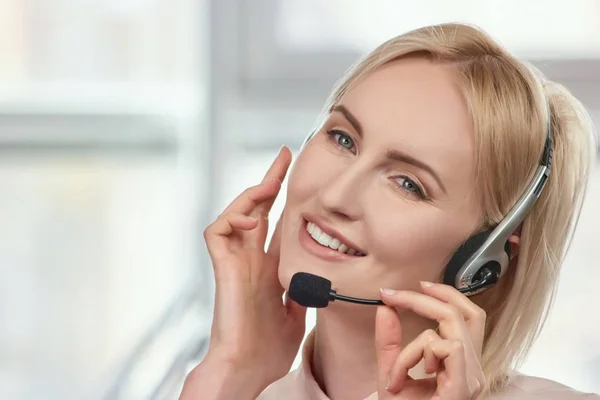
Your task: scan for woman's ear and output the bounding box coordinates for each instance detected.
[507,234,520,260]
[507,223,523,260]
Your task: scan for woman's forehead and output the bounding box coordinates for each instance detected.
[336,58,476,174]
[341,59,470,135]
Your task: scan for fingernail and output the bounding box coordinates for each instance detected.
[385,376,391,391]
[420,280,434,287]
[380,288,396,296]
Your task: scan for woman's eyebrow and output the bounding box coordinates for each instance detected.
[330,105,363,136]
[385,149,448,194]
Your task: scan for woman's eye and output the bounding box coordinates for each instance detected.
[327,130,355,151]
[395,176,426,199]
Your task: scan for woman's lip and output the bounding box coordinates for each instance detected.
[298,219,362,262]
[301,212,367,255]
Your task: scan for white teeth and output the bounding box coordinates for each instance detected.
[329,238,341,250]
[312,223,321,236]
[306,221,363,256]
[317,232,332,246]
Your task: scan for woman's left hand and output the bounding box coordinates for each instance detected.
[375,281,487,400]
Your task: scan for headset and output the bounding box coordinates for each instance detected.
[299,108,554,297]
[444,117,554,296]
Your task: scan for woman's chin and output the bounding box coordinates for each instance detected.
[278,262,307,291]
[277,258,327,292]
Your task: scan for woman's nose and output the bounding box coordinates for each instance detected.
[316,165,364,221]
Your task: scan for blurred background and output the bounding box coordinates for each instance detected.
[0,0,599,399]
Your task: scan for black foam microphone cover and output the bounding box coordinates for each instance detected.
[288,272,331,308]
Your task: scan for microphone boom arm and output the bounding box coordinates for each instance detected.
[330,290,385,306]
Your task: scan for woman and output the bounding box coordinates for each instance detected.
[181,23,598,399]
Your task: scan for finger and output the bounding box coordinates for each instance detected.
[386,329,440,393]
[204,213,259,262]
[419,281,486,354]
[222,180,282,216]
[379,289,467,340]
[429,340,469,399]
[266,209,285,261]
[375,306,402,394]
[254,190,284,250]
[253,148,292,246]
[260,145,292,184]
[382,288,486,398]
[424,341,440,375]
[204,212,259,238]
[254,146,292,217]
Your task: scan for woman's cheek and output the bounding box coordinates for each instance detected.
[287,150,333,202]
[367,212,462,270]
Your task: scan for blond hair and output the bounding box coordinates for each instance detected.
[320,23,596,394]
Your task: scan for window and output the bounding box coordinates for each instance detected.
[0,1,210,399]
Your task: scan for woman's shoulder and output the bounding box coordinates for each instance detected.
[491,374,600,399]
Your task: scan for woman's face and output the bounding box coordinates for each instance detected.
[278,57,484,299]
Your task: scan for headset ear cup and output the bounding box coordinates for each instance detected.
[443,230,495,287]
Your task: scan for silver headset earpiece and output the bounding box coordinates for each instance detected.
[444,108,554,296]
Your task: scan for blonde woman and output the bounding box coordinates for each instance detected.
[181,23,599,399]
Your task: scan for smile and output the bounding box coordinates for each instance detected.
[306,221,365,256]
[297,214,367,262]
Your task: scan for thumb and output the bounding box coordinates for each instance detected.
[375,305,402,395]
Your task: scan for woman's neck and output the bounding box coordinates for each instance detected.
[311,305,436,400]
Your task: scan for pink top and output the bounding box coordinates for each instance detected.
[258,331,599,400]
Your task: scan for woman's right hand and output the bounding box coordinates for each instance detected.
[180,146,307,400]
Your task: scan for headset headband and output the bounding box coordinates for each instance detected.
[452,105,554,294]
